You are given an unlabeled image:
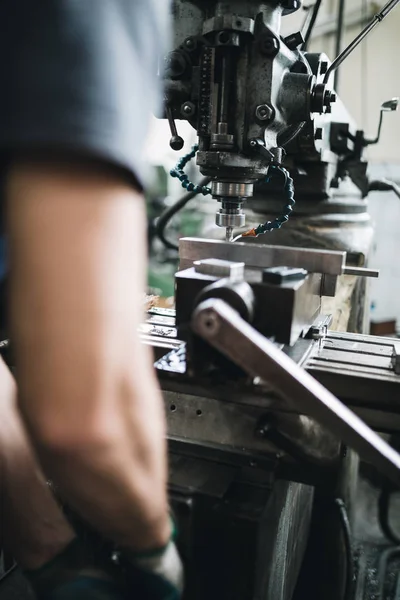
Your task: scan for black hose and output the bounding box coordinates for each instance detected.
[335,498,354,600]
[369,179,400,200]
[155,177,212,251]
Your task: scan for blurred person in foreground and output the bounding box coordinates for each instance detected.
[0,1,183,599]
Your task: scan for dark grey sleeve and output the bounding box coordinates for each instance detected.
[0,0,170,186]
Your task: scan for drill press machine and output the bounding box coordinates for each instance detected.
[148,1,400,598]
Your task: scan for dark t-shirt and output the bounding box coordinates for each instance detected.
[0,0,170,331]
[0,0,170,185]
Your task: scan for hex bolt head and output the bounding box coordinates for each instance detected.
[255,104,274,122]
[324,90,337,108]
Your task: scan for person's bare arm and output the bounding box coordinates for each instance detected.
[6,158,170,552]
[0,356,75,570]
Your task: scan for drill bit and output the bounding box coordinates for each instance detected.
[226,226,233,242]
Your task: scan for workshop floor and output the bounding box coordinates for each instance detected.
[1,478,400,600]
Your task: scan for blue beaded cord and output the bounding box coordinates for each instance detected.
[242,165,295,238]
[169,146,295,238]
[170,144,212,195]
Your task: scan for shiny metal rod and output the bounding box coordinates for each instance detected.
[226,227,234,242]
[323,0,400,85]
[343,266,380,278]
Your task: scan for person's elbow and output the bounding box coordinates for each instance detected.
[29,408,121,462]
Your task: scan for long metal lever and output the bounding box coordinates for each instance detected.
[323,0,400,85]
[192,298,400,487]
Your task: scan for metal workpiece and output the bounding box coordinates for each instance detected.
[194,258,245,281]
[180,238,380,281]
[342,266,380,278]
[179,237,347,276]
[191,298,400,487]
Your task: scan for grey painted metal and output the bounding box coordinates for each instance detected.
[192,298,400,486]
[163,389,340,465]
[179,237,346,276]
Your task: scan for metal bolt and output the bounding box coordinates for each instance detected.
[184,37,196,51]
[181,102,196,118]
[255,104,274,122]
[199,311,220,336]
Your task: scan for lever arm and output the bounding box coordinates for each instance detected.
[192,298,400,487]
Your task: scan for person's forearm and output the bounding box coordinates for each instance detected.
[7,159,171,553]
[0,358,75,570]
[37,362,171,552]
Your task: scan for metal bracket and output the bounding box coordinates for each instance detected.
[191,298,400,487]
[392,344,400,375]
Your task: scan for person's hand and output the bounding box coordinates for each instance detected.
[121,538,184,600]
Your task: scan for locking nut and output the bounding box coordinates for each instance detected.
[255,104,274,122]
